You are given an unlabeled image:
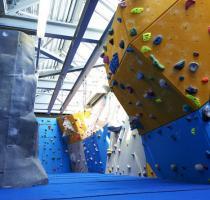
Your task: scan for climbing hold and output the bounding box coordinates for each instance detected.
[144,89,156,99]
[119,83,126,90]
[111,80,118,87]
[155,98,162,103]
[194,164,208,171]
[109,38,114,45]
[119,40,125,49]
[191,128,196,135]
[100,52,105,58]
[201,77,209,83]
[117,17,122,23]
[130,28,137,37]
[109,53,119,74]
[127,86,134,94]
[193,51,199,57]
[189,62,199,72]
[185,0,196,10]
[206,150,210,158]
[142,32,152,41]
[119,0,127,8]
[182,104,191,112]
[179,76,185,81]
[174,60,185,70]
[103,56,109,64]
[108,28,114,36]
[150,54,165,70]
[153,35,163,45]
[202,105,210,122]
[126,47,134,53]
[136,100,142,107]
[155,164,160,171]
[141,46,152,53]
[103,45,107,52]
[107,72,112,80]
[131,7,144,14]
[170,164,178,172]
[159,79,168,88]
[208,26,210,34]
[185,86,198,95]
[186,94,201,108]
[137,72,144,80]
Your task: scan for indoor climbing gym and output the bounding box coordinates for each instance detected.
[0,0,210,199]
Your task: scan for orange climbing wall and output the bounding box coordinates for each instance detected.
[132,0,210,106]
[104,0,210,134]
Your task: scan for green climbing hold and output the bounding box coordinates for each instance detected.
[142,32,152,41]
[155,98,162,103]
[131,7,144,14]
[186,94,201,108]
[141,46,152,53]
[150,54,165,70]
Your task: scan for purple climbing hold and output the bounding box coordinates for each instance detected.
[144,89,156,99]
[193,51,199,57]
[127,86,134,94]
[117,17,122,23]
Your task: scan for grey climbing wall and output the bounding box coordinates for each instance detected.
[0,30,48,188]
[106,119,146,176]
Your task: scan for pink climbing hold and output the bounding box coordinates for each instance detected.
[185,0,196,10]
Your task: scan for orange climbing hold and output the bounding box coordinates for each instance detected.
[201,77,209,84]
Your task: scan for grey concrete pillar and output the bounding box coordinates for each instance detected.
[0,30,48,188]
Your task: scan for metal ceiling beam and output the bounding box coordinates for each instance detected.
[47,0,100,114]
[37,80,74,91]
[0,15,102,43]
[35,46,65,64]
[38,64,104,78]
[60,17,113,113]
[6,0,38,14]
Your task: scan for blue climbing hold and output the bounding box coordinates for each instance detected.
[153,35,163,45]
[126,47,134,53]
[202,104,210,122]
[174,60,185,70]
[189,62,199,72]
[109,53,119,74]
[119,83,126,90]
[137,72,144,80]
[182,104,192,112]
[111,80,118,87]
[159,79,168,88]
[117,17,122,23]
[185,86,198,95]
[179,76,185,81]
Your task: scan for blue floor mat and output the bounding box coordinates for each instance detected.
[1,173,210,200]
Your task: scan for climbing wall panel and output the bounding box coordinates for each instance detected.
[110,48,193,134]
[106,120,147,177]
[132,0,210,107]
[37,118,71,174]
[142,103,210,183]
[83,126,110,173]
[120,0,178,43]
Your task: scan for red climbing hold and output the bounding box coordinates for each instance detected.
[201,77,209,83]
[208,26,210,34]
[185,0,196,10]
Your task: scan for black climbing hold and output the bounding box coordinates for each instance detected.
[179,76,185,81]
[117,17,122,23]
[127,86,134,94]
[119,83,126,90]
[189,62,199,72]
[174,60,185,70]
[202,105,210,122]
[109,38,114,45]
[153,35,163,45]
[193,51,199,57]
[103,45,107,52]
[108,28,114,36]
[130,28,137,37]
[100,52,105,58]
[119,40,125,49]
[185,86,198,95]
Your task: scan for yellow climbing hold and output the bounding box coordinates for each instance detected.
[141,46,152,53]
[143,32,152,41]
[186,94,201,108]
[131,7,144,14]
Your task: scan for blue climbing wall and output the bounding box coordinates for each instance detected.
[83,125,110,173]
[37,118,71,174]
[142,103,210,183]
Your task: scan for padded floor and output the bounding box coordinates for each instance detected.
[1,173,210,200]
